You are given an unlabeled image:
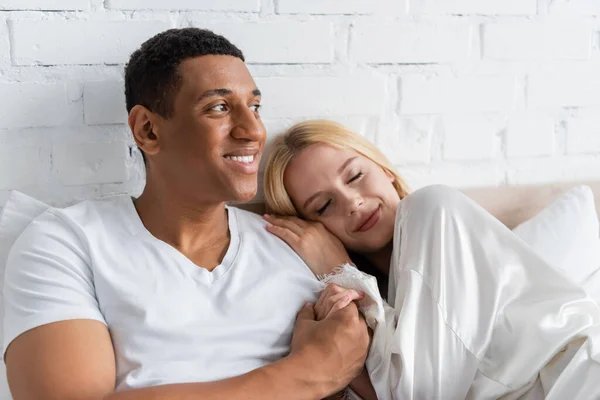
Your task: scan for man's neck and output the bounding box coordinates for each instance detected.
[133,181,230,258]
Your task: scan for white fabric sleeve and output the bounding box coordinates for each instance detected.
[320,264,480,400]
[3,210,106,356]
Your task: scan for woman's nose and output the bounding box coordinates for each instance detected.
[348,196,364,216]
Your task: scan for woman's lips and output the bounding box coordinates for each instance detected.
[356,206,381,233]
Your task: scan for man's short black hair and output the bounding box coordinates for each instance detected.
[124,28,245,119]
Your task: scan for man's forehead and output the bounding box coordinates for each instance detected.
[178,55,253,87]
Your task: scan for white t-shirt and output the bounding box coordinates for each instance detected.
[3,195,322,391]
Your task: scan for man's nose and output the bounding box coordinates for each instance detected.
[231,106,266,142]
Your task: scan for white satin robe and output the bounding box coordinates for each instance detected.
[323,185,600,400]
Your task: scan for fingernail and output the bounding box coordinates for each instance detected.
[263,214,271,219]
[305,302,314,307]
[265,223,273,229]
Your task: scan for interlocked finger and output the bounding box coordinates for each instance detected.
[315,285,364,321]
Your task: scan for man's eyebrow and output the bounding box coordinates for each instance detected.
[302,157,357,211]
[197,88,232,102]
[197,88,262,102]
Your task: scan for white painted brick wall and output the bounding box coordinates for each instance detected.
[483,20,592,61]
[506,115,555,158]
[508,157,600,185]
[566,113,600,154]
[377,117,435,165]
[411,0,537,15]
[199,22,334,64]
[83,81,127,125]
[277,0,389,15]
[0,83,80,128]
[53,141,128,186]
[107,0,260,12]
[0,0,87,10]
[528,67,600,109]
[547,0,600,16]
[256,75,387,118]
[0,0,597,219]
[0,16,10,66]
[442,115,502,161]
[402,164,504,189]
[11,21,172,65]
[350,22,472,64]
[0,145,50,190]
[401,75,518,114]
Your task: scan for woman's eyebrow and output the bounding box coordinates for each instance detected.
[302,156,358,210]
[338,156,357,174]
[303,191,323,211]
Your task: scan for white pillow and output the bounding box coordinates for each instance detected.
[0,191,50,400]
[513,185,600,287]
[0,191,51,330]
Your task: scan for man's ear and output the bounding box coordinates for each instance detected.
[128,105,162,158]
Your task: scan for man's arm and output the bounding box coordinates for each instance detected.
[4,211,369,400]
[5,320,318,400]
[6,303,368,400]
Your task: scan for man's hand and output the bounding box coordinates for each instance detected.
[314,283,365,321]
[289,301,370,398]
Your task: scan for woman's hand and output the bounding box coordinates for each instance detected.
[263,214,351,277]
[315,283,364,321]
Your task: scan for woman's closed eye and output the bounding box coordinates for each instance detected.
[317,199,332,216]
[315,173,363,216]
[347,172,363,184]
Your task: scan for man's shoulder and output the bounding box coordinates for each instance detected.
[229,206,294,249]
[25,195,132,243]
[59,195,129,219]
[229,205,265,228]
[46,195,128,227]
[228,205,312,272]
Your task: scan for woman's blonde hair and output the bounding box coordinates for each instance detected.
[264,120,410,215]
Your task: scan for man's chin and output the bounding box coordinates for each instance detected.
[229,185,258,203]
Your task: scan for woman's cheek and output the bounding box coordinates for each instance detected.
[324,220,346,242]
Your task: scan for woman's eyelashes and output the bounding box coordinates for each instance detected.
[315,172,363,216]
[317,199,331,216]
[347,172,363,184]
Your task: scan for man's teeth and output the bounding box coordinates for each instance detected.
[226,155,255,163]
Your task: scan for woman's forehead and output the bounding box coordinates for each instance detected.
[284,145,360,199]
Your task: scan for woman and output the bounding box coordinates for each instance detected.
[262,120,600,400]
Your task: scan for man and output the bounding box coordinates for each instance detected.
[3,28,369,399]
